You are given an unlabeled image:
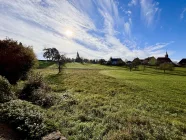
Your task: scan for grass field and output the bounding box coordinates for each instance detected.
[37,62,186,139]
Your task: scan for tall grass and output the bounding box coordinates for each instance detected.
[37,63,186,139]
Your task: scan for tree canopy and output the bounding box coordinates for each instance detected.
[43,48,66,73]
[0,38,37,84]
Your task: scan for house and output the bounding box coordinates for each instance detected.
[157,52,172,65]
[108,58,125,66]
[126,61,132,65]
[179,58,186,66]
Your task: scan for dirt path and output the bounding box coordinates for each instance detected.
[0,123,20,140]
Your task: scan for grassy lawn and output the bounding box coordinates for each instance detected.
[38,61,125,70]
[64,63,125,70]
[38,60,55,69]
[37,63,186,139]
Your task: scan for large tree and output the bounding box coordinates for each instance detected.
[43,48,52,60]
[43,48,66,73]
[0,38,37,84]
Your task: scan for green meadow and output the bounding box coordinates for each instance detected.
[37,62,186,139]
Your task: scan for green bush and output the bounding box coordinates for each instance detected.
[28,88,57,108]
[19,73,56,108]
[0,100,57,139]
[0,38,37,84]
[0,76,15,103]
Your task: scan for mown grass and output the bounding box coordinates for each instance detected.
[37,63,186,139]
[40,62,125,70]
[38,60,55,69]
[64,63,125,70]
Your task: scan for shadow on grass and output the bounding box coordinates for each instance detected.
[139,69,186,76]
[45,70,66,92]
[37,60,55,69]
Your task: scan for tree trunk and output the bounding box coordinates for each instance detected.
[58,61,61,74]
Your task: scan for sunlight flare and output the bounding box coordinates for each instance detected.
[65,30,73,37]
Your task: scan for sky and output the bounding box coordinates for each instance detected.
[0,0,186,61]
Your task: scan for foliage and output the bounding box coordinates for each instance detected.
[149,57,157,66]
[19,72,56,108]
[43,48,66,73]
[159,63,174,73]
[43,48,52,60]
[132,58,141,69]
[43,48,60,61]
[57,54,66,73]
[75,52,83,63]
[98,59,106,65]
[0,76,15,103]
[0,38,37,84]
[0,100,57,139]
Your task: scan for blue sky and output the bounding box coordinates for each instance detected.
[0,0,186,61]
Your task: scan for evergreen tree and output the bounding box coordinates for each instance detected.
[75,52,82,63]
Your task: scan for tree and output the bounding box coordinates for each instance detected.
[98,59,106,65]
[83,59,89,63]
[57,54,66,73]
[106,57,112,65]
[75,52,82,63]
[129,64,133,71]
[149,57,157,66]
[43,48,66,73]
[132,58,141,70]
[43,48,52,60]
[0,38,37,84]
[50,48,60,61]
[159,63,174,73]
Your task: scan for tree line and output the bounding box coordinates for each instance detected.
[43,48,176,73]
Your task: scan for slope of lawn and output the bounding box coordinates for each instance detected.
[38,60,55,69]
[38,61,125,70]
[65,63,125,70]
[37,63,186,140]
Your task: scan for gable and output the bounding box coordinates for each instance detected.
[179,59,186,64]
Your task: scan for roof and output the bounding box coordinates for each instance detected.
[111,58,123,61]
[179,58,186,64]
[157,57,172,63]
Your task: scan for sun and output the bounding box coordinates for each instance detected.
[65,30,73,37]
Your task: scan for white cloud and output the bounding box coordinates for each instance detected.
[180,8,186,19]
[128,0,138,6]
[0,0,171,61]
[125,10,132,16]
[140,0,161,26]
[144,41,174,57]
[124,22,131,37]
